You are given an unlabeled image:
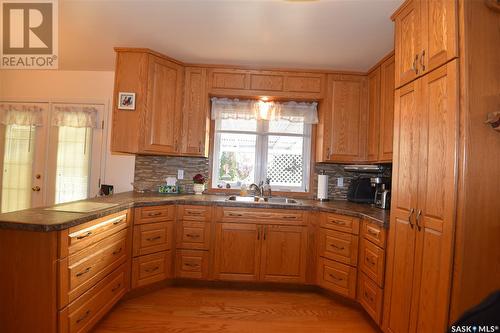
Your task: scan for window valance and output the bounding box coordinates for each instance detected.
[51,104,100,128]
[0,103,46,126]
[211,97,318,124]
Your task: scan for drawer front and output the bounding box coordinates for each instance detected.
[64,229,128,303]
[362,219,386,248]
[359,237,385,287]
[175,250,209,279]
[133,222,173,257]
[317,257,356,299]
[358,272,383,325]
[217,207,306,224]
[135,205,175,224]
[321,213,360,235]
[60,263,127,333]
[131,251,171,288]
[319,228,358,266]
[65,210,129,256]
[176,220,211,250]
[177,205,211,222]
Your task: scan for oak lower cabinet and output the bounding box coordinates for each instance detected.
[214,221,308,283]
[383,60,458,333]
[131,206,174,288]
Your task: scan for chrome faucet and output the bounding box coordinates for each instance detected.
[249,179,272,198]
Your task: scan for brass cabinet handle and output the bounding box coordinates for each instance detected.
[75,231,92,240]
[198,141,202,153]
[148,212,162,217]
[331,220,346,226]
[367,228,379,236]
[145,266,159,273]
[330,244,345,250]
[228,213,243,217]
[326,147,331,160]
[112,247,122,255]
[282,216,297,220]
[413,54,419,74]
[112,218,125,225]
[364,291,374,303]
[146,236,162,242]
[329,274,343,281]
[416,209,422,231]
[184,262,199,268]
[257,226,261,240]
[420,50,426,72]
[408,208,415,228]
[111,283,122,292]
[366,256,376,265]
[186,234,200,238]
[187,211,202,215]
[76,267,92,277]
[263,226,267,241]
[76,310,91,324]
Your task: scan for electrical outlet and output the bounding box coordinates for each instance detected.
[177,169,184,180]
[337,177,344,187]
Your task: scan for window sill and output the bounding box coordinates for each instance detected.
[206,188,315,199]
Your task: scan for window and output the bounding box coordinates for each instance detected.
[212,118,312,192]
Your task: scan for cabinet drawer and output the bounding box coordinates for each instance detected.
[176,220,211,250]
[362,219,386,248]
[175,250,209,280]
[217,207,306,224]
[358,272,383,325]
[321,213,360,235]
[317,257,356,299]
[59,263,127,333]
[61,229,128,305]
[133,222,173,257]
[318,228,359,266]
[177,205,211,222]
[359,237,385,287]
[63,210,129,256]
[135,205,175,224]
[131,251,171,288]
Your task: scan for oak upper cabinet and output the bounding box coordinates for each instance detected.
[393,0,458,88]
[378,55,395,162]
[181,67,209,157]
[111,48,184,155]
[383,60,458,333]
[367,68,381,162]
[320,74,368,162]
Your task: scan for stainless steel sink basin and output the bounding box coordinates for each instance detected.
[226,195,300,205]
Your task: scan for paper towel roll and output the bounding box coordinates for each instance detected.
[317,174,329,200]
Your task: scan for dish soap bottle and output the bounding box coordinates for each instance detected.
[240,184,248,196]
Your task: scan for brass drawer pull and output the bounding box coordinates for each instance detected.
[331,220,346,226]
[366,257,376,265]
[408,208,415,228]
[330,244,345,250]
[146,236,162,242]
[75,231,92,240]
[111,283,122,292]
[367,228,379,236]
[76,267,92,277]
[145,266,159,273]
[112,247,122,255]
[328,274,343,282]
[282,216,297,220]
[186,234,200,238]
[76,310,91,324]
[148,212,162,217]
[228,213,243,217]
[187,211,202,215]
[364,291,374,303]
[184,263,200,268]
[113,218,124,225]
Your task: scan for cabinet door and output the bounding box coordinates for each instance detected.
[260,225,307,283]
[181,67,209,156]
[410,61,458,333]
[420,0,458,74]
[383,80,420,333]
[214,223,261,281]
[367,68,381,162]
[378,55,395,162]
[142,55,184,154]
[394,0,421,87]
[326,75,368,162]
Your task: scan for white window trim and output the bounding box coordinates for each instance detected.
[212,119,312,192]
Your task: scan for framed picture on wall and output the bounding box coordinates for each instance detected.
[117,92,136,110]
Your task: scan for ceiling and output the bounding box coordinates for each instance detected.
[59,0,403,72]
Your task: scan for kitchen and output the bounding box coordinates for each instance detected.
[0,1,499,333]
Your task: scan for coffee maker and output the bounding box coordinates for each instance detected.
[371,177,391,209]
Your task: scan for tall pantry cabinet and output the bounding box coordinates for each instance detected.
[383,0,459,332]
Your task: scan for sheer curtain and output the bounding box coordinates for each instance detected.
[211,97,319,124]
[51,104,100,204]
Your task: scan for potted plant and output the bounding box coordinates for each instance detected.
[192,174,206,195]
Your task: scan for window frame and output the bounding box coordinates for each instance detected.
[211,118,312,193]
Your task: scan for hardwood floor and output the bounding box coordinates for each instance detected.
[92,287,380,333]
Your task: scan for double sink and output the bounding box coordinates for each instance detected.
[226,195,301,205]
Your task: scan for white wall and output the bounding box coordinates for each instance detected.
[0,70,135,194]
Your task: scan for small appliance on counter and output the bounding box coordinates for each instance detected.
[347,176,375,204]
[159,176,179,194]
[371,177,391,210]
[317,171,329,201]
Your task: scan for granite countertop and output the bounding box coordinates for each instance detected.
[0,192,390,232]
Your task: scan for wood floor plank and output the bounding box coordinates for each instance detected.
[92,287,379,333]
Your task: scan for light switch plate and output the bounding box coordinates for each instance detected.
[177,169,184,180]
[337,177,344,187]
